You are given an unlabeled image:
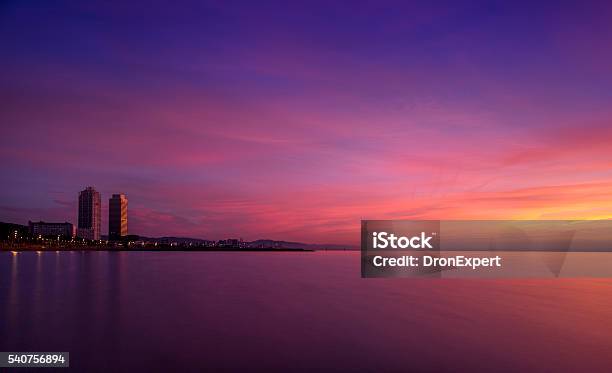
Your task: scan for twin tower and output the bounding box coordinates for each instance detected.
[78,186,128,241]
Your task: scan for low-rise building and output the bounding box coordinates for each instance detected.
[29,221,75,238]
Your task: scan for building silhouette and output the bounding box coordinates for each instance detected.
[108,193,128,240]
[29,221,75,238]
[78,186,101,240]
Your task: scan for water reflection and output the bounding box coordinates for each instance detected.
[1,251,612,372]
[5,252,19,344]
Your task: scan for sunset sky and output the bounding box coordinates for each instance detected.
[2,1,612,244]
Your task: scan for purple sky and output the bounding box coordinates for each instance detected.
[2,1,612,244]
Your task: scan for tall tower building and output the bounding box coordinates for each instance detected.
[78,186,101,240]
[109,194,128,241]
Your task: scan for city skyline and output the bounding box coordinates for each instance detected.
[2,1,612,244]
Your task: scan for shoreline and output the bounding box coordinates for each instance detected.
[1,246,315,253]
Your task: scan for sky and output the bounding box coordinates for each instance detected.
[1,1,612,244]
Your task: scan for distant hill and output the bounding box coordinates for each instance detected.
[0,221,29,239]
[125,236,357,250]
[249,239,356,250]
[142,236,212,244]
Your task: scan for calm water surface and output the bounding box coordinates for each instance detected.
[1,251,612,372]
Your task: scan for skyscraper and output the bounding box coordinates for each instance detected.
[109,194,128,241]
[78,186,101,240]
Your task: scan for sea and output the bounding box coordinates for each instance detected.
[1,251,611,372]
